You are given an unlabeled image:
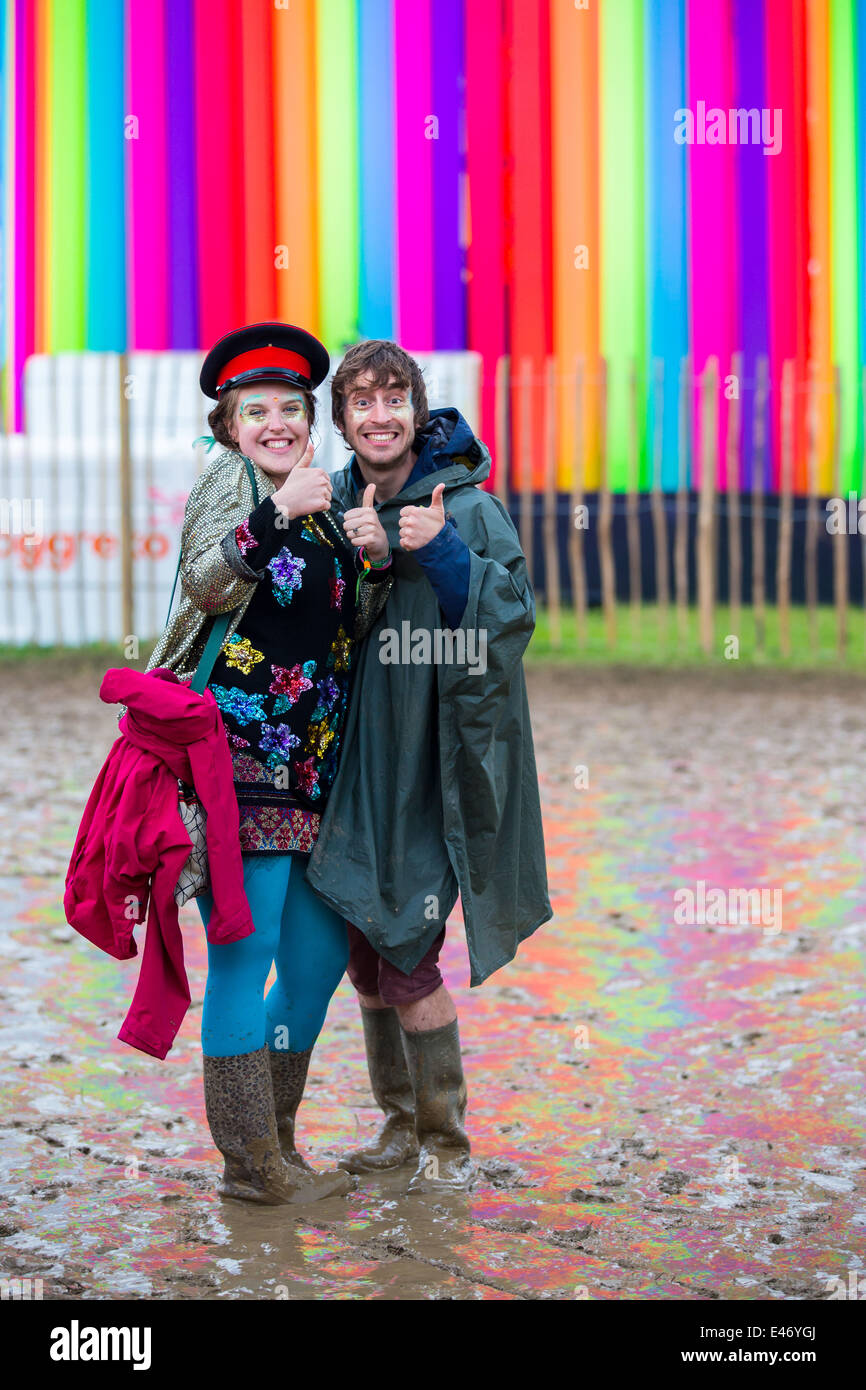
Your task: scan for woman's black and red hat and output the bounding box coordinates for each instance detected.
[200,322,331,400]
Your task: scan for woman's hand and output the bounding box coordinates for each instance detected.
[270,440,333,519]
[398,482,446,551]
[342,484,390,561]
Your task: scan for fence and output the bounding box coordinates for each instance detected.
[0,349,863,657]
[499,353,866,658]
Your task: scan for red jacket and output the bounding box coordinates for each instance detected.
[64,667,254,1059]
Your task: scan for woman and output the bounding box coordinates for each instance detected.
[147,323,392,1205]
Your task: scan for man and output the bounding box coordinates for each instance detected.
[306,340,551,1193]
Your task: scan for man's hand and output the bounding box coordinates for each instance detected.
[270,440,333,519]
[342,484,389,561]
[398,482,446,552]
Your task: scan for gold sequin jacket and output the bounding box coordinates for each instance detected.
[146,448,391,683]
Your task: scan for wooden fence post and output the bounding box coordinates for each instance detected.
[569,357,588,648]
[778,359,794,658]
[543,356,561,648]
[675,355,690,645]
[726,351,743,638]
[752,354,768,655]
[650,357,669,646]
[805,361,819,651]
[494,354,510,509]
[598,357,616,647]
[118,351,134,648]
[697,356,718,656]
[833,364,848,658]
[519,357,534,589]
[626,358,642,638]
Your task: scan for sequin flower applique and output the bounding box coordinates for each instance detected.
[329,558,346,610]
[268,548,306,606]
[211,685,267,726]
[269,659,316,716]
[223,633,264,675]
[226,733,251,752]
[301,517,331,548]
[293,755,321,800]
[310,675,341,722]
[305,719,336,759]
[325,625,352,676]
[235,519,256,556]
[259,723,302,764]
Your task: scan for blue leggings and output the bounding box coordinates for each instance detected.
[196,853,349,1058]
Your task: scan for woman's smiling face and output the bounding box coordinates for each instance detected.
[232,380,310,476]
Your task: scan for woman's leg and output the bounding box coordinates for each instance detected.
[197,854,353,1202]
[198,855,290,1057]
[264,854,349,1053]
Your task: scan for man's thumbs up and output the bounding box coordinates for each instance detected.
[398,480,448,552]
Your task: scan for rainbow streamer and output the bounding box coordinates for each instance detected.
[357,0,394,340]
[272,0,318,335]
[509,0,553,492]
[193,0,244,345]
[85,0,125,350]
[646,0,688,493]
[164,0,197,349]
[600,0,646,491]
[465,0,507,481]
[315,0,359,351]
[431,0,465,349]
[831,0,860,493]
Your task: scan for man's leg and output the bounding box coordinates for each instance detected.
[394,983,457,1033]
[378,936,474,1193]
[338,925,420,1173]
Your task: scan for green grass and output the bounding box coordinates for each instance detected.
[526,602,866,670]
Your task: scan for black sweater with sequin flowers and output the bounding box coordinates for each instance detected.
[206,495,389,855]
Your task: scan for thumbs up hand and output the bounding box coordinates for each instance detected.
[342,482,390,561]
[398,482,446,552]
[271,438,333,519]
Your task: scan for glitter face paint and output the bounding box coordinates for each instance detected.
[348,387,412,420]
[234,385,311,478]
[238,391,306,424]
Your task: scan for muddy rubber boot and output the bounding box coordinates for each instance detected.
[267,1046,315,1171]
[202,1046,353,1204]
[339,1006,420,1174]
[402,1019,475,1194]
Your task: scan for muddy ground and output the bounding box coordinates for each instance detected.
[0,659,864,1300]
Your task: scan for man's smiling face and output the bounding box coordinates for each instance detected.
[340,374,415,474]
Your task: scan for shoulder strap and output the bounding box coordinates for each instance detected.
[184,458,259,696]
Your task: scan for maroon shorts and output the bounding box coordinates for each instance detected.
[346,923,446,1006]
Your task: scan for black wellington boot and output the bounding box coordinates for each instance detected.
[202,1046,353,1204]
[339,1007,420,1174]
[401,1019,475,1193]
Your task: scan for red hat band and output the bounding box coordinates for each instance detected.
[216,346,312,392]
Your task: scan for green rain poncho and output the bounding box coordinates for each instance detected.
[306,410,552,986]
